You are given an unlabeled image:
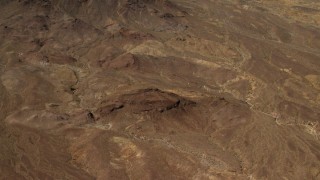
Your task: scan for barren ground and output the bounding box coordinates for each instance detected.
[0,0,320,179]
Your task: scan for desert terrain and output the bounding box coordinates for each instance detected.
[0,0,319,179]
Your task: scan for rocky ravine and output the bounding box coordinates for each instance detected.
[0,0,319,179]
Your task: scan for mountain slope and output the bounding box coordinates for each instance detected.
[0,0,319,179]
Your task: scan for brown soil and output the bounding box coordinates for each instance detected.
[0,0,319,179]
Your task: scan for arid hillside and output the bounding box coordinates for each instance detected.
[0,0,319,179]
